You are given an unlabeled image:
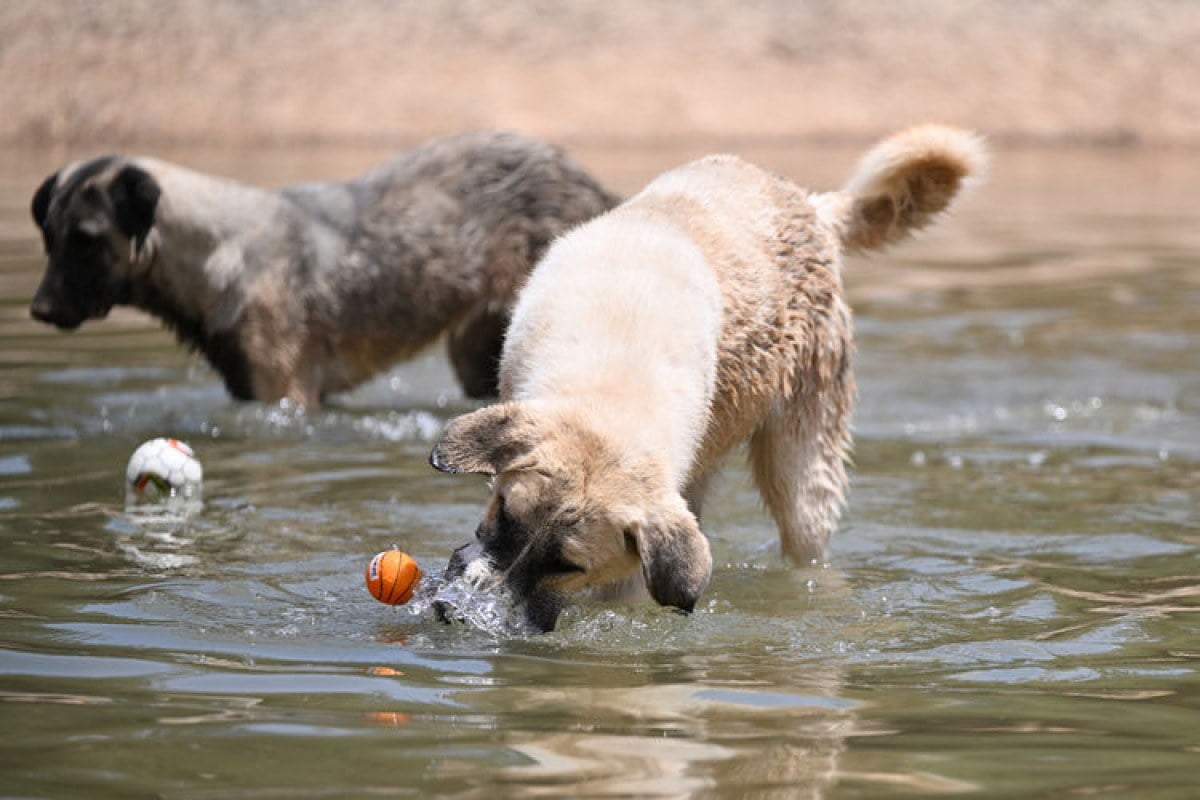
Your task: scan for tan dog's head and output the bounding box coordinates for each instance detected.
[429,403,712,633]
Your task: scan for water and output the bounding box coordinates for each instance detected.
[1,142,1197,798]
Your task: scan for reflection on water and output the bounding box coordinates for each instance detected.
[0,144,1197,798]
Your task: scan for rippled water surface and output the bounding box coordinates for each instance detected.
[1,143,1197,798]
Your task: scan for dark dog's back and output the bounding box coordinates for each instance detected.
[309,132,620,399]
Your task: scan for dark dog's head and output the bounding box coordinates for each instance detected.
[429,402,712,633]
[29,157,161,330]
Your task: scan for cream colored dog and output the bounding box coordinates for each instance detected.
[430,125,986,632]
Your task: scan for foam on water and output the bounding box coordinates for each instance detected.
[113,504,206,570]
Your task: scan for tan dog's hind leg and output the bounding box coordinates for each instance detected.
[749,380,853,564]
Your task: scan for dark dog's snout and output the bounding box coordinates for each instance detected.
[30,294,68,329]
[29,295,83,330]
[29,297,54,324]
[29,269,82,330]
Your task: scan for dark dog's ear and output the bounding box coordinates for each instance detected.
[430,403,538,476]
[32,172,59,228]
[109,165,161,253]
[625,497,712,613]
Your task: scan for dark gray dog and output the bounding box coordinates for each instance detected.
[29,132,618,407]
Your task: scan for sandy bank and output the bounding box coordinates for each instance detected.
[2,0,1198,149]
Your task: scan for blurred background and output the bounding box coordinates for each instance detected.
[3,0,1198,150]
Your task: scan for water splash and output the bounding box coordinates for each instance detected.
[113,503,205,570]
[404,570,520,636]
[124,494,204,522]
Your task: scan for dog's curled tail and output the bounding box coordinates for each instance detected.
[815,124,987,253]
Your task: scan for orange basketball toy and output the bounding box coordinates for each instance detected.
[365,550,422,605]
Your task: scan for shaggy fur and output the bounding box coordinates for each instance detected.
[28,132,618,407]
[431,125,986,632]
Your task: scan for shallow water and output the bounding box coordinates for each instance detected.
[0,143,1197,798]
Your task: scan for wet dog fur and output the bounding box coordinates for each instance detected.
[29,132,618,407]
[430,125,986,632]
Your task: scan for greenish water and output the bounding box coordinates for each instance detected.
[0,144,1197,798]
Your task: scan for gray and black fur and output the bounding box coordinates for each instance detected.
[29,132,619,406]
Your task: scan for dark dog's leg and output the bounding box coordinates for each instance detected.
[447,308,508,399]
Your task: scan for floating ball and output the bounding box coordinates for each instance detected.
[366,550,421,605]
[126,438,203,504]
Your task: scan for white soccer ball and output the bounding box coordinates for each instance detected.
[125,438,203,504]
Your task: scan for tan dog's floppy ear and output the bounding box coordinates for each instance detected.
[625,497,712,613]
[430,402,537,475]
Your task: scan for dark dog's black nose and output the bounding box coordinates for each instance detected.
[29,299,54,323]
[30,297,84,330]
